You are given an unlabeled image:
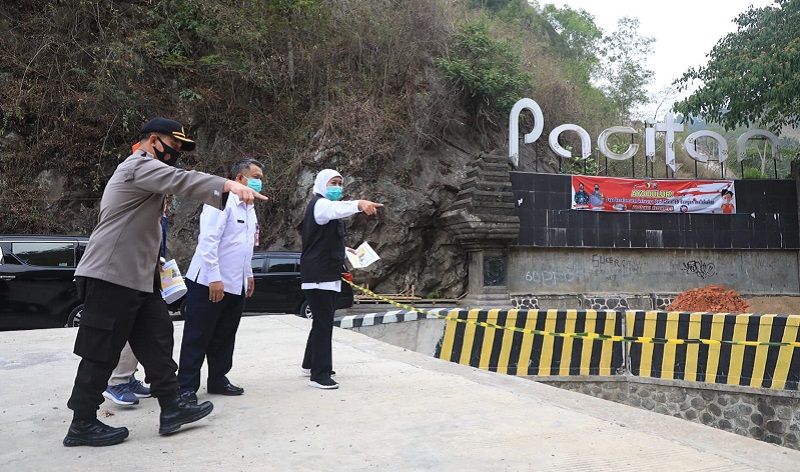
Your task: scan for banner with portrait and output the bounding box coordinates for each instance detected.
[571,176,736,214]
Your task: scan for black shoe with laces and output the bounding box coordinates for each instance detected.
[63,418,129,447]
[158,395,214,435]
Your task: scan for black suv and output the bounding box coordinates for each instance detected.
[248,251,353,317]
[0,235,89,330]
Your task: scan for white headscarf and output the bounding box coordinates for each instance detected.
[313,169,343,197]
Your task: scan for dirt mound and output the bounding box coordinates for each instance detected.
[666,285,750,313]
[745,296,800,315]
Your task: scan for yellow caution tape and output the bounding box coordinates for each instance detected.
[343,278,800,348]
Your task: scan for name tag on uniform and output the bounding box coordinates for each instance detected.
[237,219,244,223]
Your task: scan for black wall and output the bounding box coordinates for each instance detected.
[510,172,800,249]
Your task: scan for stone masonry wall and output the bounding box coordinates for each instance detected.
[510,294,675,310]
[538,376,800,450]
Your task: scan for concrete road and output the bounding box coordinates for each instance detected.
[1,314,798,471]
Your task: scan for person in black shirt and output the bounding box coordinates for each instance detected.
[299,169,382,389]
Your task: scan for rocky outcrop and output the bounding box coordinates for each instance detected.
[440,150,519,249]
[440,150,520,307]
[165,139,486,300]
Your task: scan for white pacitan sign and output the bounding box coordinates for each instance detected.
[508,98,782,170]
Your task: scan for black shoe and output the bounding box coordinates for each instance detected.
[207,382,244,395]
[308,377,339,389]
[179,390,198,404]
[158,397,214,435]
[63,418,129,447]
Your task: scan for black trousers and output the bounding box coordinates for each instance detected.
[177,279,245,393]
[302,289,337,381]
[67,277,178,420]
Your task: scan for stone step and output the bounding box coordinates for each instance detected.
[456,188,516,201]
[446,198,517,212]
[461,177,512,192]
[470,160,511,173]
[465,169,510,182]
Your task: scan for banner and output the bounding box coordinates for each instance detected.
[571,176,736,214]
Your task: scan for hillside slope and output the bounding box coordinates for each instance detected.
[0,0,587,297]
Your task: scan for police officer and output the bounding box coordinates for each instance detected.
[63,118,268,447]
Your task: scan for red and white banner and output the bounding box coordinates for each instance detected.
[571,176,736,214]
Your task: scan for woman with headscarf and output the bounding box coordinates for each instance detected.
[300,169,383,389]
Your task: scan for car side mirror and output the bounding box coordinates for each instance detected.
[0,246,4,265]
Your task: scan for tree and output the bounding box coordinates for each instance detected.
[600,17,655,124]
[673,0,800,133]
[435,21,532,117]
[537,4,604,85]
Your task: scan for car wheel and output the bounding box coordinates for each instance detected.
[299,301,313,319]
[66,304,83,328]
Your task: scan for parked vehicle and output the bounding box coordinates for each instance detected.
[250,251,353,318]
[186,250,353,318]
[0,237,352,330]
[0,235,89,330]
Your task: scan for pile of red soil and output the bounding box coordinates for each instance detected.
[665,285,750,313]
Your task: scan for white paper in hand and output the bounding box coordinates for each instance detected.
[346,241,380,269]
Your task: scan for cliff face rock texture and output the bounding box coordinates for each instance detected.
[162,136,484,299]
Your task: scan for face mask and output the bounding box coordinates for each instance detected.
[325,186,343,201]
[154,137,181,167]
[247,178,262,193]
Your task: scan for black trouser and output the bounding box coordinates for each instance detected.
[302,289,337,381]
[177,279,245,393]
[67,277,178,420]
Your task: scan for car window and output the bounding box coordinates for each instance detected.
[267,257,297,273]
[11,241,76,267]
[251,257,266,274]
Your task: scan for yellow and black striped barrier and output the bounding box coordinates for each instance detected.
[625,311,800,389]
[435,308,622,377]
[344,279,800,389]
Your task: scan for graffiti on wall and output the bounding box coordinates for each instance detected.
[683,260,717,279]
[591,254,642,272]
[524,269,584,287]
[521,256,723,289]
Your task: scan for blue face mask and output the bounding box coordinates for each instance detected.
[247,178,262,193]
[326,186,343,201]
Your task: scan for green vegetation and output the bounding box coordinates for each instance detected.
[743,168,769,179]
[0,0,660,235]
[435,21,531,116]
[600,17,655,125]
[674,0,800,133]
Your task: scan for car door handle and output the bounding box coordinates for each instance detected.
[0,275,15,280]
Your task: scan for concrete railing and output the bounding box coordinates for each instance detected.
[338,308,800,449]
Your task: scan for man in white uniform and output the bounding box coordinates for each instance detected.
[177,158,264,402]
